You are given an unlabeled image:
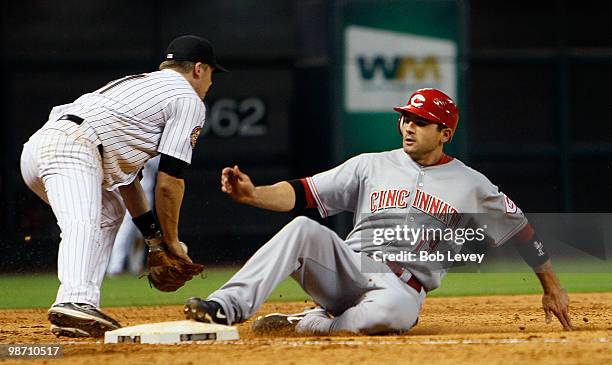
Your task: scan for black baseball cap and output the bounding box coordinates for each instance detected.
[165,35,228,73]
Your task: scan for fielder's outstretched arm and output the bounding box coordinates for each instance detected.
[220,165,297,212]
[118,161,190,263]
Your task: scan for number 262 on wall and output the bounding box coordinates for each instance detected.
[203,97,267,137]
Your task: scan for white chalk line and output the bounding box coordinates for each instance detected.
[60,337,610,346]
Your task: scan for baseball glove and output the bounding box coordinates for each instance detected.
[144,234,204,292]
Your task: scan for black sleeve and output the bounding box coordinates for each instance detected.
[288,179,307,213]
[158,154,188,179]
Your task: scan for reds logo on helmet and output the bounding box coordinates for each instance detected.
[393,88,459,131]
[410,94,426,107]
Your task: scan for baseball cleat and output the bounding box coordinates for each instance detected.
[184,297,229,325]
[251,307,330,333]
[50,325,92,338]
[48,303,121,338]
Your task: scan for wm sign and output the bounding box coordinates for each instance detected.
[345,25,456,112]
[357,55,441,82]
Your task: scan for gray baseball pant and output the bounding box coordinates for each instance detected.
[208,216,425,334]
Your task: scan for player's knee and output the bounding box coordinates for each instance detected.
[60,220,99,242]
[277,216,339,258]
[286,216,321,236]
[275,216,325,252]
[290,216,317,228]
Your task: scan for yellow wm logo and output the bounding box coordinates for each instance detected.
[357,55,441,82]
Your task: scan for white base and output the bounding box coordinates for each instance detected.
[104,320,239,344]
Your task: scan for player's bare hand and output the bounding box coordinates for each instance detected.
[165,240,193,263]
[542,288,574,331]
[221,165,255,203]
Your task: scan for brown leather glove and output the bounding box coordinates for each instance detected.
[144,233,204,292]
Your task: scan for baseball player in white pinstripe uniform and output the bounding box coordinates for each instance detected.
[20,35,227,338]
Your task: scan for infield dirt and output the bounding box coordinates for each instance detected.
[1,293,611,364]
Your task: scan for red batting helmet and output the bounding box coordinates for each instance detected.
[393,88,459,132]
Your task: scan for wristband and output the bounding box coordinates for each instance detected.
[132,210,160,239]
[515,232,549,267]
[288,179,307,213]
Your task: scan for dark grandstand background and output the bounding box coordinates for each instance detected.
[1,0,610,272]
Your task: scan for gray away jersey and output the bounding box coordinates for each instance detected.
[41,69,206,190]
[306,148,527,290]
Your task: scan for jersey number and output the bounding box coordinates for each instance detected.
[97,74,148,94]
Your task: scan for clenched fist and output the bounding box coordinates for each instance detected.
[220,165,255,204]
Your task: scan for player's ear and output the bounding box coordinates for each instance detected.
[441,128,452,143]
[193,62,204,79]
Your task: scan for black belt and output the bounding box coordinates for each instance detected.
[59,114,84,125]
[58,114,102,156]
[385,261,426,293]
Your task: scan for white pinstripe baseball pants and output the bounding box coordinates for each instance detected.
[20,125,125,307]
